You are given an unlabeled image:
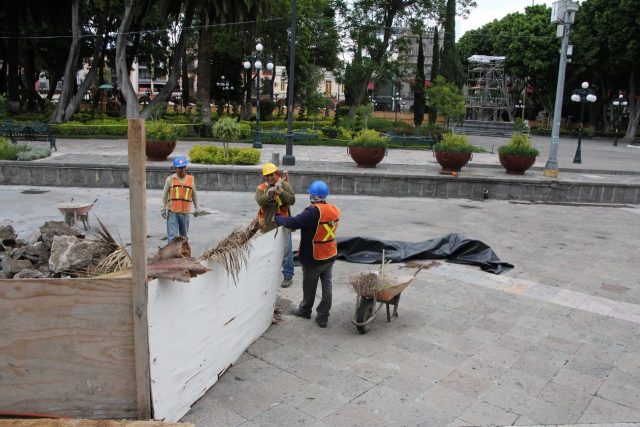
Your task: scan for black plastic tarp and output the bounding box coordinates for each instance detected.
[336,233,513,275]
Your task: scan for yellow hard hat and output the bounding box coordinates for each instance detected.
[262,162,279,176]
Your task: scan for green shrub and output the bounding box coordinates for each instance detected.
[349,129,388,148]
[17,144,51,160]
[146,121,178,141]
[498,132,539,157]
[0,138,22,160]
[188,145,260,165]
[212,117,242,141]
[0,139,50,160]
[54,118,128,136]
[321,127,339,139]
[433,132,474,153]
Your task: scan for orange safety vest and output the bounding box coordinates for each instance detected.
[312,203,340,260]
[257,182,289,220]
[169,175,194,213]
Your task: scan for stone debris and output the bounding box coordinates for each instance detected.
[49,235,109,273]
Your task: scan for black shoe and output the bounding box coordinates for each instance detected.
[290,308,311,319]
[315,317,328,328]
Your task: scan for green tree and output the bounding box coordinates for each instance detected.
[426,75,465,128]
[413,34,426,126]
[439,0,464,87]
[457,5,558,120]
[571,0,640,142]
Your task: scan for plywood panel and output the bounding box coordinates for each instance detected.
[0,279,137,419]
[148,229,286,422]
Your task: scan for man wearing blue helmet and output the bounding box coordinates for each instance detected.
[275,180,340,328]
[161,156,200,242]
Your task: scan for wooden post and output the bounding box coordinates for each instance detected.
[127,118,151,419]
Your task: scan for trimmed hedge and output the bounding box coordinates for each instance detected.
[188,145,260,165]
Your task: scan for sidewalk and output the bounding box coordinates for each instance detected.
[2,134,640,426]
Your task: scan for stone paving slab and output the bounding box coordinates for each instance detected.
[1,185,639,426]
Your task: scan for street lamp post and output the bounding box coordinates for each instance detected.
[570,81,597,164]
[244,43,274,149]
[515,99,524,120]
[216,75,234,115]
[392,92,402,123]
[612,93,628,147]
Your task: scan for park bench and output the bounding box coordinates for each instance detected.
[385,132,435,149]
[0,120,57,151]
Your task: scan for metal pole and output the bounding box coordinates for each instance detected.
[282,0,297,166]
[543,17,572,177]
[253,67,262,148]
[573,100,584,163]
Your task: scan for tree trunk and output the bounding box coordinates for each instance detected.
[141,0,194,119]
[196,9,212,124]
[52,0,82,123]
[181,55,190,109]
[624,70,638,143]
[115,0,140,118]
[7,2,20,105]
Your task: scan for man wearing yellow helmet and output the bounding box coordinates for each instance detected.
[255,162,296,288]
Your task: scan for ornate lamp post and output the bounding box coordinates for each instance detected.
[216,75,234,115]
[244,43,274,148]
[515,99,524,120]
[612,93,628,147]
[570,81,597,164]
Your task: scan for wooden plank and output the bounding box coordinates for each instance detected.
[0,278,136,418]
[127,118,151,419]
[0,420,192,427]
[147,229,286,422]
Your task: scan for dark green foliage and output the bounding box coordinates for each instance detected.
[413,35,426,127]
[498,133,539,156]
[439,0,465,87]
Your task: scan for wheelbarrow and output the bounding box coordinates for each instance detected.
[57,199,97,230]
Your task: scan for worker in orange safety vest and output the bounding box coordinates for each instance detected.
[275,180,340,328]
[161,156,201,242]
[255,162,296,288]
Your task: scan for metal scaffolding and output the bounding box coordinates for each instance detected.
[466,55,508,121]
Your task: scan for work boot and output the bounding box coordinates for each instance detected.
[315,317,328,328]
[281,277,293,288]
[290,307,311,319]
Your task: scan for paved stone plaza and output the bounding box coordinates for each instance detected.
[1,182,639,426]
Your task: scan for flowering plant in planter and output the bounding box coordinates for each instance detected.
[498,133,539,175]
[432,132,473,174]
[347,129,388,168]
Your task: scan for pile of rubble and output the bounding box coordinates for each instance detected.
[0,221,111,279]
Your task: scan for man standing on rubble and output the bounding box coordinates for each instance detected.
[275,180,340,328]
[255,162,296,288]
[161,156,200,242]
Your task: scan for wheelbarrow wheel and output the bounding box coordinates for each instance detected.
[356,297,375,334]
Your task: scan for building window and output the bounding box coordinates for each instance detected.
[324,80,332,95]
[280,79,286,91]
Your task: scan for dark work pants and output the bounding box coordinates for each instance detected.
[299,262,334,321]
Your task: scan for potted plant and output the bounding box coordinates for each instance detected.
[498,132,539,175]
[145,121,178,161]
[347,129,388,168]
[432,132,473,174]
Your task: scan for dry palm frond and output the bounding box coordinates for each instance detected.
[90,247,132,276]
[85,216,132,276]
[198,218,261,284]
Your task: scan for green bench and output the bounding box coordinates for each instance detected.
[0,120,57,151]
[386,133,435,149]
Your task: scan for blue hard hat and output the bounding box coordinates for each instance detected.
[307,180,329,197]
[173,156,188,168]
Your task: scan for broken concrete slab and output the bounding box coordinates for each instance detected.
[1,257,34,278]
[48,235,102,273]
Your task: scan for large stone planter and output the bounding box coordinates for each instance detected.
[348,146,387,168]
[434,151,472,174]
[499,153,536,175]
[146,140,177,161]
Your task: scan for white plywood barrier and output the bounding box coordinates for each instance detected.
[147,228,286,422]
